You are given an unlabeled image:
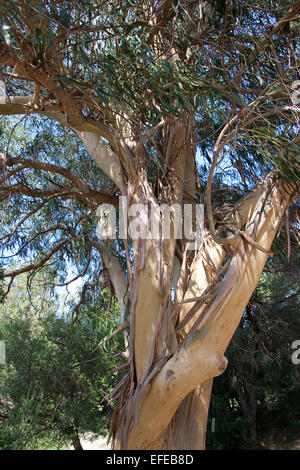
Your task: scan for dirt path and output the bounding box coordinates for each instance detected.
[69,434,300,450]
[69,433,111,450]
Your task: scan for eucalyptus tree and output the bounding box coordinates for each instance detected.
[0,0,299,450]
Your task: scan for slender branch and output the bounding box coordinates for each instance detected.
[71,281,98,322]
[0,95,125,191]
[46,247,92,288]
[240,1,300,72]
[0,198,51,242]
[2,237,77,279]
[0,182,118,205]
[2,155,118,205]
[89,320,130,355]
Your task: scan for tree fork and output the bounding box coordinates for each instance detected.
[112,174,296,450]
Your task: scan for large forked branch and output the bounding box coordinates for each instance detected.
[178,175,270,331]
[118,176,296,450]
[152,170,273,450]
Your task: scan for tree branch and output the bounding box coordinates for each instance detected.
[76,131,125,192]
[2,237,77,279]
[118,174,296,449]
[0,96,125,191]
[2,155,118,205]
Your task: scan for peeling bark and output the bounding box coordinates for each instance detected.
[132,120,192,383]
[112,172,295,450]
[151,379,213,450]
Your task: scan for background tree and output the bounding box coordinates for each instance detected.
[207,246,300,449]
[0,275,123,450]
[0,0,299,449]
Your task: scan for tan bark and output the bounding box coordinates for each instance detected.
[118,176,294,450]
[133,120,192,383]
[76,131,125,192]
[178,176,266,330]
[155,176,271,451]
[151,379,213,449]
[101,247,128,320]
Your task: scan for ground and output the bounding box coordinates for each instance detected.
[68,434,300,450]
[68,432,111,450]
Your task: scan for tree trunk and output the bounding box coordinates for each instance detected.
[72,433,83,450]
[150,379,213,449]
[111,171,295,450]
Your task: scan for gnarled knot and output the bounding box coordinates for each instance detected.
[210,353,228,377]
[213,224,240,246]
